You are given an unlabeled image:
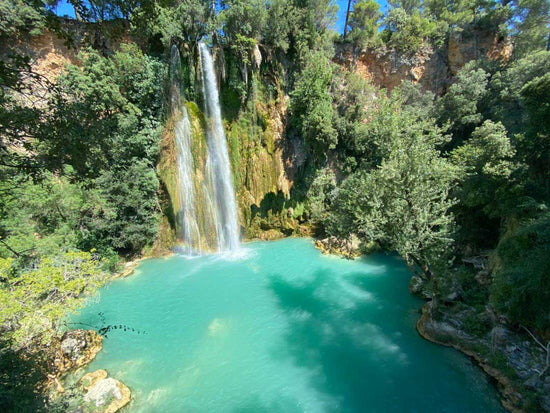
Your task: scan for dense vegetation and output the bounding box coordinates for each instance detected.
[0,0,549,410]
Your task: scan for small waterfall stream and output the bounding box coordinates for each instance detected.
[170,46,201,254]
[199,43,240,252]
[170,43,240,253]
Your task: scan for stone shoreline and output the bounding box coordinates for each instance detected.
[417,302,550,412]
[416,304,522,412]
[49,329,131,412]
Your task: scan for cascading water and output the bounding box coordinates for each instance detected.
[170,45,201,254]
[199,42,240,252]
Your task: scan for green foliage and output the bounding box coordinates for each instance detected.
[331,70,376,170]
[264,0,301,54]
[0,251,108,350]
[43,44,164,177]
[306,168,337,224]
[512,0,550,58]
[0,0,45,39]
[347,0,382,50]
[328,90,456,275]
[437,62,489,142]
[155,0,215,47]
[491,213,550,330]
[424,0,512,37]
[451,120,520,218]
[25,44,166,255]
[489,51,550,198]
[381,7,437,54]
[290,51,337,158]
[464,312,491,337]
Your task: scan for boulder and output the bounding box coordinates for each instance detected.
[409,275,432,299]
[490,326,509,347]
[83,376,131,413]
[80,369,108,390]
[314,235,361,259]
[54,330,103,374]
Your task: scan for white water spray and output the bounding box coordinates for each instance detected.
[199,42,240,252]
[170,45,201,254]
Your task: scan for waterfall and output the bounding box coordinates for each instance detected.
[170,45,201,254]
[199,43,240,252]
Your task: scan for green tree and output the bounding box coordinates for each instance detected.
[490,213,550,331]
[290,51,337,158]
[451,120,519,219]
[437,62,489,144]
[381,7,437,53]
[330,131,456,276]
[346,0,382,51]
[512,0,550,58]
[328,89,455,276]
[0,251,108,351]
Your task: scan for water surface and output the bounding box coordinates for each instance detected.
[74,238,503,412]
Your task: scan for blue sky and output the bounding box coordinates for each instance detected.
[52,0,390,34]
[50,0,76,18]
[334,0,389,33]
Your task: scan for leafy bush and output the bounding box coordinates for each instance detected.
[490,213,550,331]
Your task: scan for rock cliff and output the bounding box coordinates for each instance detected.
[336,29,512,94]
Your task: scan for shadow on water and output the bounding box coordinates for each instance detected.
[265,256,504,413]
[267,269,394,413]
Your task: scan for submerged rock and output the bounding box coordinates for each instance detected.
[81,371,131,413]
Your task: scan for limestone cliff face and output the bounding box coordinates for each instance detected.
[228,94,294,231]
[7,21,136,83]
[158,84,298,248]
[336,30,512,94]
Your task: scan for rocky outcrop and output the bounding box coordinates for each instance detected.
[336,29,512,95]
[53,329,103,375]
[418,302,550,412]
[6,20,139,86]
[81,370,131,413]
[314,235,361,259]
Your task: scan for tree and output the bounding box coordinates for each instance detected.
[436,62,489,144]
[330,131,456,277]
[346,0,382,51]
[381,7,437,53]
[328,90,456,277]
[0,251,108,351]
[451,120,519,218]
[490,213,550,331]
[512,0,550,58]
[155,0,215,48]
[290,51,337,158]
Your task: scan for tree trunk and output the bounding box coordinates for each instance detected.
[343,0,353,39]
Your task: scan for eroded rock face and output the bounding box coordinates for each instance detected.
[81,371,131,413]
[54,329,103,375]
[335,30,512,95]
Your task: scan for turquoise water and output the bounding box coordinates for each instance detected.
[74,238,504,412]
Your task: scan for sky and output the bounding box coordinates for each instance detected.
[334,0,389,33]
[50,0,76,18]
[52,0,390,35]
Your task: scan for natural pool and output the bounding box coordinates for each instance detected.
[74,238,504,412]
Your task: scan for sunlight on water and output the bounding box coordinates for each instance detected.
[74,238,504,412]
